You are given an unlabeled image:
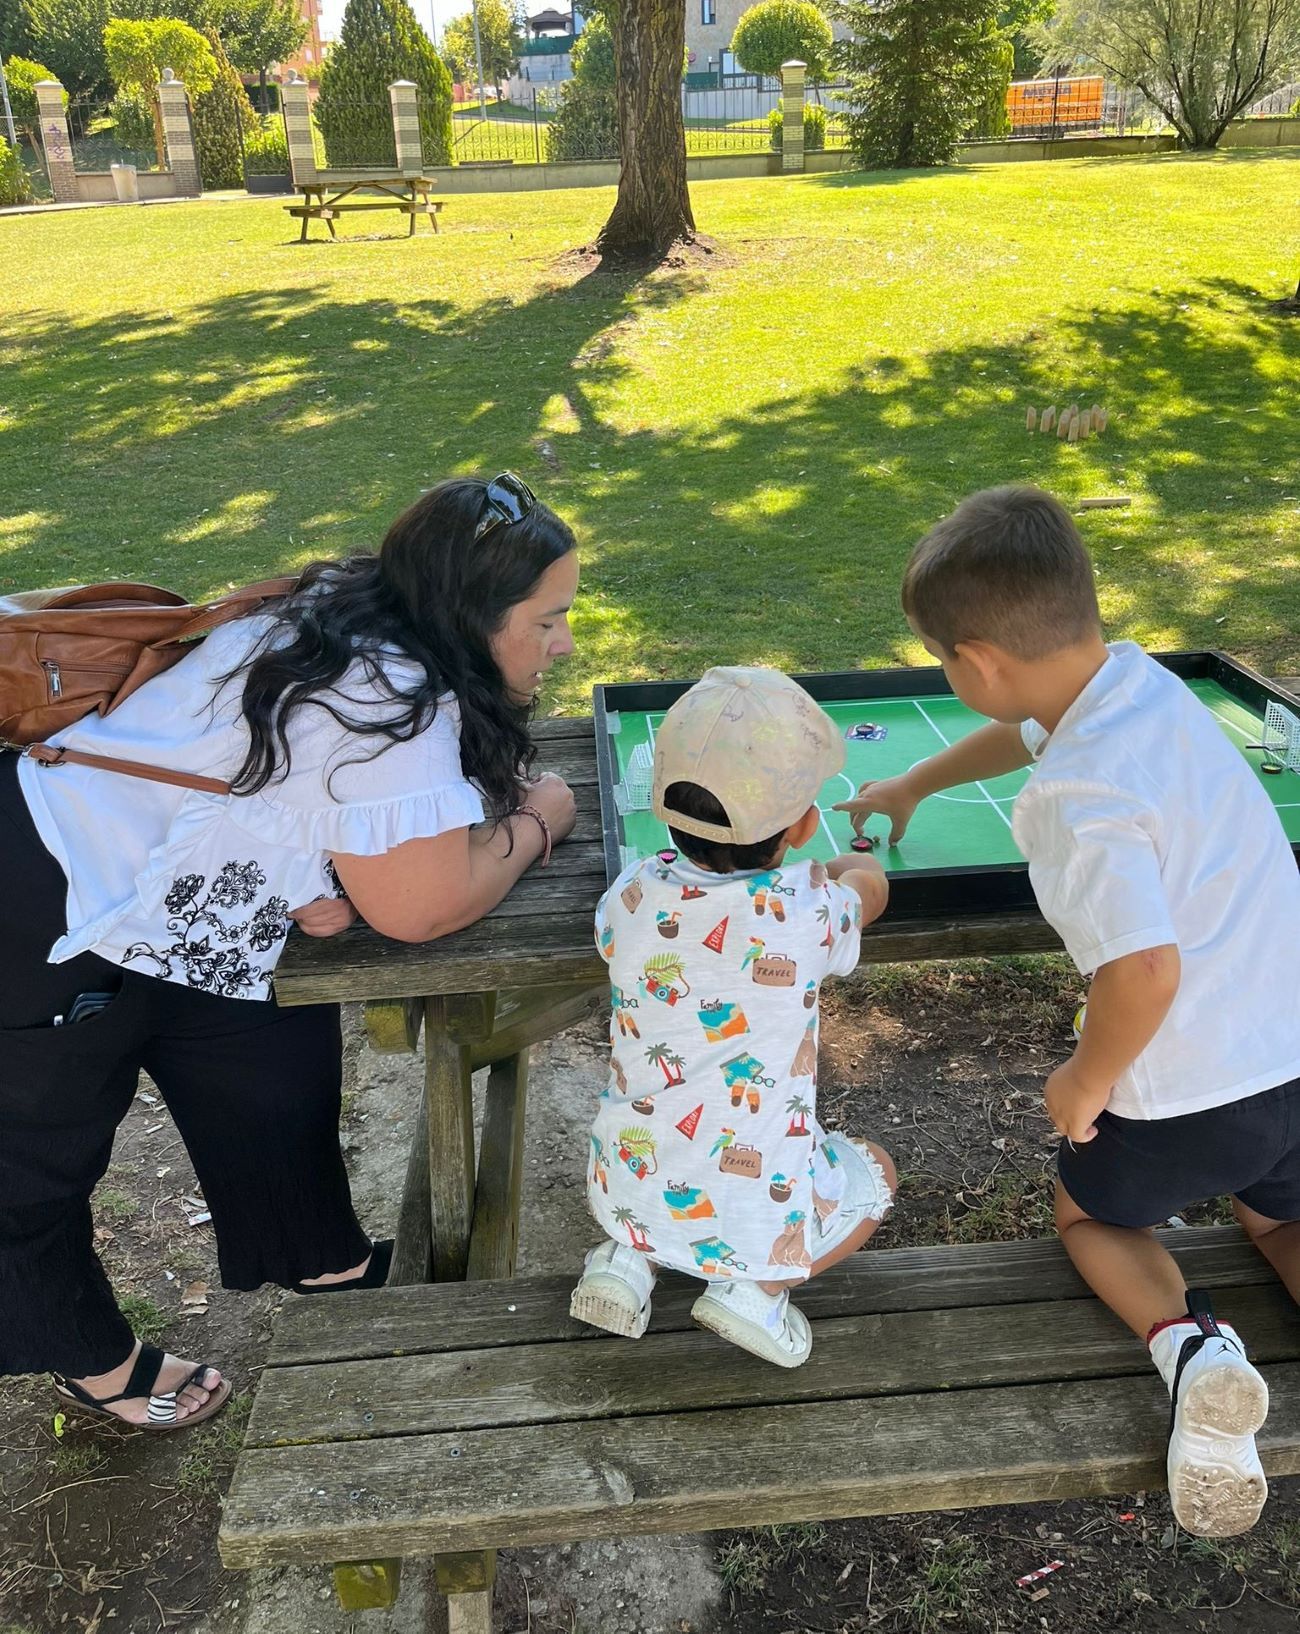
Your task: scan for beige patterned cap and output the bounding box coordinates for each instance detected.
[652,666,845,844]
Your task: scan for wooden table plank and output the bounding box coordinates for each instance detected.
[219,1362,1300,1567]
[247,1281,1298,1448]
[267,1226,1271,1364]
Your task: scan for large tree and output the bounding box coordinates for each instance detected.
[26,0,112,98]
[595,0,695,260]
[0,0,33,60]
[441,0,519,90]
[1040,0,1300,148]
[103,15,217,165]
[315,0,453,168]
[829,0,1004,167]
[731,0,833,84]
[216,0,307,105]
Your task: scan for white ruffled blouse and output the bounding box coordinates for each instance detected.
[17,615,484,1000]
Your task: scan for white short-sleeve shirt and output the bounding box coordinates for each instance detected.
[1012,642,1300,1119]
[17,615,485,999]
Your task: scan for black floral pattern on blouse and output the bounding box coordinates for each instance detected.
[122,861,291,997]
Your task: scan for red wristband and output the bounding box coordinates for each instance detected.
[517,803,552,867]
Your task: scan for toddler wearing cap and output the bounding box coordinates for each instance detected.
[570,667,895,1368]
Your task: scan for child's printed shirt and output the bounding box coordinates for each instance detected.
[588,851,862,1282]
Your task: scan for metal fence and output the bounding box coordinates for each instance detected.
[67,95,160,173]
[1247,83,1300,117]
[450,94,551,164]
[313,100,397,170]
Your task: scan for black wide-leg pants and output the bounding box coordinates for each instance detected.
[0,753,371,1378]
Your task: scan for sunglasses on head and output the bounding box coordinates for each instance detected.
[473,472,537,543]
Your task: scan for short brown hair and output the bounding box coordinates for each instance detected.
[902,487,1101,658]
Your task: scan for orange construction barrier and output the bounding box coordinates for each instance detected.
[1006,76,1105,136]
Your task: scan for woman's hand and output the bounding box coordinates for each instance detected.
[289,896,358,938]
[832,774,921,845]
[522,772,577,844]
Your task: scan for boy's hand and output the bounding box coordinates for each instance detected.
[832,774,920,845]
[1044,1057,1111,1144]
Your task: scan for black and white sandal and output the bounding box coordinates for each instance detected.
[53,1342,231,1430]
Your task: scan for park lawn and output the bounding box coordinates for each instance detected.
[3,150,1298,714]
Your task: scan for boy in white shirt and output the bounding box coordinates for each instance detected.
[571,667,895,1367]
[837,486,1300,1538]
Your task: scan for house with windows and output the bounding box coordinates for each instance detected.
[279,0,325,88]
[686,0,849,82]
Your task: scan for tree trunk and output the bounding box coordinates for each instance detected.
[596,0,695,261]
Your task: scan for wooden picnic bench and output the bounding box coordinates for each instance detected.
[287,174,444,243]
[219,692,1300,1628]
[219,1227,1300,1626]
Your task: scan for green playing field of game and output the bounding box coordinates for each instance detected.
[593,654,1300,920]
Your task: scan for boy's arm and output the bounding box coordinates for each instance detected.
[833,721,1033,843]
[1045,944,1181,1143]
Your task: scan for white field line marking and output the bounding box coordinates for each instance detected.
[912,700,1015,831]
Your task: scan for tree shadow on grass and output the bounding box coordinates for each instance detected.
[1,256,1297,696]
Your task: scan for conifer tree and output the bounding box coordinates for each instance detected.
[829,0,1004,167]
[193,28,258,189]
[315,0,453,169]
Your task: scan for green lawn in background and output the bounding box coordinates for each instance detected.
[3,151,1298,714]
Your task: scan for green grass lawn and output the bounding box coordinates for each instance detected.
[4,151,1299,714]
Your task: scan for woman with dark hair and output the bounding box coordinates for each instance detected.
[0,475,578,1430]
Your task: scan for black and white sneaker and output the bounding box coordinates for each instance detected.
[1150,1290,1268,1538]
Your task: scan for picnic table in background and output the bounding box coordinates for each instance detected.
[287,175,444,242]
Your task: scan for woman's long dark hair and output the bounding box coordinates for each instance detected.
[227,478,576,823]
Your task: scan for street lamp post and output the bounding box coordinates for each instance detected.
[0,60,17,150]
[471,0,488,120]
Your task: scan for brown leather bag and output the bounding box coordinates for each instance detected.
[0,577,297,793]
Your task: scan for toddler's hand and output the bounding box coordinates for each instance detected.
[1044,1058,1111,1144]
[832,774,919,845]
[289,896,358,938]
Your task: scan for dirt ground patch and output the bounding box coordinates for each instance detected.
[1,957,1296,1634]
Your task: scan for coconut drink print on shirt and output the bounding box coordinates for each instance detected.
[587,851,863,1281]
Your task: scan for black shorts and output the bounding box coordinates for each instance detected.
[1057,1076,1300,1228]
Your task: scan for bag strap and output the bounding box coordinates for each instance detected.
[152,575,299,651]
[24,743,232,796]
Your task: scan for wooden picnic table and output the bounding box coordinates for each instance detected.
[287,173,444,242]
[237,687,1300,1627]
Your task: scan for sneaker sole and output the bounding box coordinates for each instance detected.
[692,1295,812,1369]
[1169,1433,1268,1538]
[569,1274,650,1339]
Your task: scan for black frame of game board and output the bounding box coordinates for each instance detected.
[592,651,1300,921]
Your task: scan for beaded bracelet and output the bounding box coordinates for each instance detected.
[517,803,552,868]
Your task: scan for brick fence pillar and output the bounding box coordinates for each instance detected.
[157,69,201,194]
[389,80,422,175]
[780,59,806,174]
[281,73,319,187]
[35,80,77,203]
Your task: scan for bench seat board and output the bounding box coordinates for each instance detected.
[247,1282,1299,1446]
[219,1361,1300,1567]
[265,1227,1279,1365]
